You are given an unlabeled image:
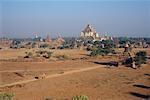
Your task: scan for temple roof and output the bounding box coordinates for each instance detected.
[82,24,96,33]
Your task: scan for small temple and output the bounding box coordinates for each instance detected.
[45,34,52,43]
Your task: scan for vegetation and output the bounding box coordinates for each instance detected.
[134,51,147,66]
[90,47,99,56]
[40,44,49,48]
[10,40,21,49]
[0,92,14,100]
[72,95,89,100]
[35,50,47,54]
[90,40,115,56]
[24,52,33,58]
[46,51,53,58]
[56,54,69,60]
[44,97,53,100]
[119,37,129,46]
[122,56,133,67]
[35,50,53,59]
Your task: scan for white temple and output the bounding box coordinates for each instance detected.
[80,24,99,39]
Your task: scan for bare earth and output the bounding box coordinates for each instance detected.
[0,49,150,100]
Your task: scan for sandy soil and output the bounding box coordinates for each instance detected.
[0,64,149,100]
[0,49,88,60]
[0,48,150,100]
[0,60,97,85]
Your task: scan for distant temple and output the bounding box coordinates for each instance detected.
[80,24,113,41]
[0,38,12,48]
[45,34,52,43]
[80,24,99,40]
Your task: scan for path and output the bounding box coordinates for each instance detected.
[0,65,102,88]
[0,69,71,73]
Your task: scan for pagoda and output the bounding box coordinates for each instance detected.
[80,24,99,40]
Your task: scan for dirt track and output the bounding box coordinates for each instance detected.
[0,49,150,100]
[0,65,102,88]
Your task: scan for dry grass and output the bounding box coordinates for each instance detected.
[0,48,150,100]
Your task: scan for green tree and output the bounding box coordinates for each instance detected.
[135,51,147,66]
[90,40,115,56]
[90,46,99,56]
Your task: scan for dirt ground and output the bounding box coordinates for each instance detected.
[0,48,150,100]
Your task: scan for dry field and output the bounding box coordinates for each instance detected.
[0,48,88,60]
[0,48,150,100]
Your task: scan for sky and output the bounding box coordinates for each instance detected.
[0,0,150,38]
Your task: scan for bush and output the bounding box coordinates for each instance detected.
[44,97,53,100]
[135,51,147,66]
[40,44,49,48]
[56,55,69,60]
[90,49,99,56]
[0,92,14,100]
[27,52,33,57]
[24,52,33,58]
[90,47,99,56]
[90,47,115,56]
[36,50,47,54]
[72,95,89,100]
[47,51,53,58]
[43,51,53,59]
[35,50,53,59]
[122,57,133,67]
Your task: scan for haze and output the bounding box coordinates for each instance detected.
[0,0,150,38]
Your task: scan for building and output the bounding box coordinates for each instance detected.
[0,38,12,48]
[45,34,52,43]
[80,24,99,40]
[80,24,113,42]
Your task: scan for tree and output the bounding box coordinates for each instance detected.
[101,40,115,48]
[90,40,115,56]
[134,51,147,66]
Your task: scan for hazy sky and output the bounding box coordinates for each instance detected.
[0,0,150,38]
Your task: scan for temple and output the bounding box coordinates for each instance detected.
[80,24,99,40]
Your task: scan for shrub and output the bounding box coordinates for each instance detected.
[90,47,99,56]
[44,97,53,100]
[35,50,53,59]
[0,92,14,100]
[36,50,47,54]
[135,51,147,66]
[47,51,53,58]
[122,57,133,67]
[43,51,53,59]
[90,49,98,56]
[40,44,49,48]
[56,55,69,60]
[24,52,33,58]
[72,95,89,100]
[28,52,33,57]
[90,47,115,56]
